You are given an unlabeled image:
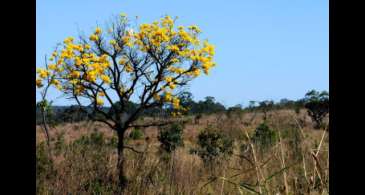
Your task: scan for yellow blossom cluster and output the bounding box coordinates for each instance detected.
[36,33,115,94]
[136,16,215,76]
[36,14,216,113]
[37,68,49,79]
[36,78,43,88]
[96,97,104,106]
[151,90,184,115]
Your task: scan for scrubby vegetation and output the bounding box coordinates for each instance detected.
[36,91,329,194]
[36,94,310,126]
[158,123,184,153]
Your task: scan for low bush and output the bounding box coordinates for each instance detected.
[251,123,277,153]
[129,128,144,140]
[158,123,184,153]
[195,126,234,166]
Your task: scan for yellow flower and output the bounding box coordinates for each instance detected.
[174,68,184,74]
[99,54,109,62]
[75,57,82,66]
[178,30,192,42]
[36,78,43,88]
[74,85,85,95]
[170,58,179,64]
[192,68,201,77]
[57,59,64,65]
[135,39,144,47]
[188,25,201,33]
[74,45,83,52]
[50,79,61,89]
[101,75,111,84]
[118,58,127,65]
[70,71,80,78]
[198,56,209,63]
[85,44,91,50]
[161,15,174,27]
[202,61,215,71]
[164,77,173,83]
[172,97,180,109]
[56,66,64,72]
[122,36,130,44]
[63,37,74,44]
[109,39,117,45]
[167,45,180,52]
[70,79,78,85]
[90,34,99,41]
[95,27,102,35]
[85,71,97,82]
[169,83,176,89]
[125,64,133,73]
[37,69,49,79]
[202,41,215,56]
[164,92,172,102]
[98,92,105,96]
[82,58,90,65]
[48,64,56,70]
[153,93,161,101]
[151,39,160,47]
[96,97,104,106]
[101,62,110,68]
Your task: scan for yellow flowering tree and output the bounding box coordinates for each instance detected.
[36,14,216,189]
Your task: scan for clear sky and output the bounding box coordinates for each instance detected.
[36,0,328,107]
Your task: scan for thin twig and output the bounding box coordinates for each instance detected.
[123,145,144,154]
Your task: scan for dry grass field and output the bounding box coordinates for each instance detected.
[36,109,329,195]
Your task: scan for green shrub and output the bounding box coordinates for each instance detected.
[304,90,329,129]
[129,128,144,140]
[251,123,277,152]
[196,126,234,165]
[158,123,184,153]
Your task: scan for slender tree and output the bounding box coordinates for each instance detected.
[304,90,329,129]
[259,100,274,121]
[36,14,216,189]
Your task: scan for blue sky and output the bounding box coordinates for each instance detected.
[36,0,328,107]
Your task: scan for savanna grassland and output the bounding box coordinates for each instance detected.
[36,109,329,195]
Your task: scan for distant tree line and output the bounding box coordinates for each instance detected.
[36,90,328,125]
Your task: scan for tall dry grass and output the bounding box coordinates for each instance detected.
[36,109,329,195]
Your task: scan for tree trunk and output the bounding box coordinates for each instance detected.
[314,118,322,129]
[41,110,51,147]
[117,129,128,190]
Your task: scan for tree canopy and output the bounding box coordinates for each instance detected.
[36,14,216,130]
